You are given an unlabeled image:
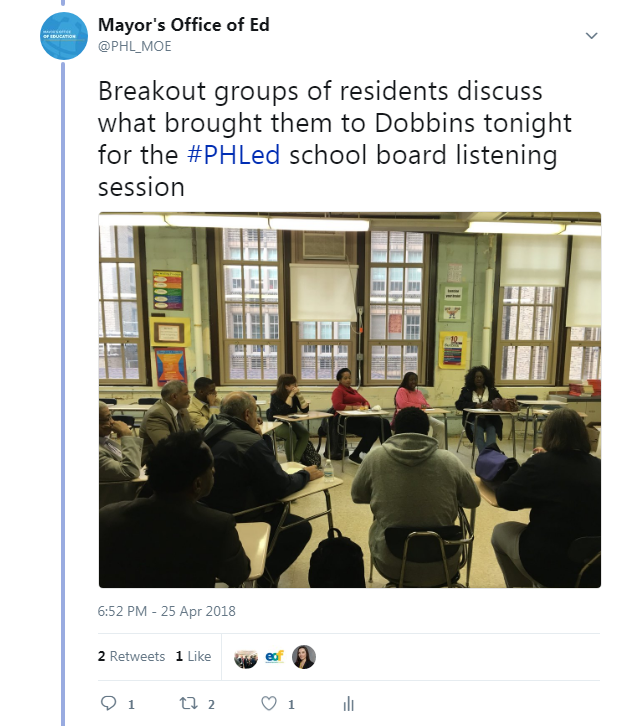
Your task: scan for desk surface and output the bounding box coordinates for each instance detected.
[274,410,332,422]
[473,475,499,507]
[235,522,270,581]
[423,407,448,415]
[338,409,390,416]
[532,408,587,417]
[518,400,568,407]
[108,404,152,412]
[280,462,343,502]
[259,420,281,435]
[463,408,516,415]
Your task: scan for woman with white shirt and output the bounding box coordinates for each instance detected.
[455,365,504,453]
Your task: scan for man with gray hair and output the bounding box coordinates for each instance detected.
[139,381,193,464]
[202,391,323,587]
[99,402,143,482]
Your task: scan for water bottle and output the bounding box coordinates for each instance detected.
[324,459,334,482]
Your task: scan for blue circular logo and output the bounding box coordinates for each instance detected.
[41,13,88,60]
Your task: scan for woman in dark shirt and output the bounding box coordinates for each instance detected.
[455,365,504,453]
[490,408,601,587]
[268,374,310,462]
[331,367,391,465]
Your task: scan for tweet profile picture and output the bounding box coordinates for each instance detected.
[234,650,258,669]
[40,13,88,60]
[292,645,316,669]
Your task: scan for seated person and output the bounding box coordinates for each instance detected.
[268,374,310,462]
[188,377,221,429]
[202,392,323,587]
[351,407,480,586]
[139,380,193,464]
[487,408,601,588]
[99,431,250,588]
[332,367,392,465]
[99,402,142,482]
[455,365,504,453]
[392,371,445,448]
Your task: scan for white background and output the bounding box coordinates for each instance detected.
[4,1,636,724]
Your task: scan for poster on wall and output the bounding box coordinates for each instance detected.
[155,348,188,386]
[439,283,467,322]
[438,332,467,369]
[153,270,183,310]
[149,317,191,348]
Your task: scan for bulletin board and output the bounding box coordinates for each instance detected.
[438,332,467,369]
[153,270,184,310]
[149,317,191,348]
[155,349,188,386]
[439,283,468,322]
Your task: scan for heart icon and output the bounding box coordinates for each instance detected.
[261,696,277,711]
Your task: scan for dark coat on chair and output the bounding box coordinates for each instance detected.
[455,386,504,442]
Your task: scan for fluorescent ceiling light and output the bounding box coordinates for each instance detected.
[165,215,270,229]
[561,224,601,237]
[268,218,369,232]
[99,214,167,226]
[466,221,566,235]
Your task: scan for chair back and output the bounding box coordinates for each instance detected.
[138,397,159,405]
[112,415,135,428]
[568,536,601,588]
[100,398,117,405]
[384,508,474,588]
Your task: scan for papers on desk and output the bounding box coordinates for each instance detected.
[281,462,304,473]
[343,410,371,415]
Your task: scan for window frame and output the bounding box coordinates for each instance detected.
[293,321,355,385]
[494,285,561,386]
[364,231,430,385]
[215,228,284,385]
[563,327,602,384]
[99,226,147,385]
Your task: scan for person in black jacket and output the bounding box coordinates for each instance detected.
[268,374,310,462]
[99,431,250,588]
[202,392,323,587]
[455,365,504,453]
[488,408,601,587]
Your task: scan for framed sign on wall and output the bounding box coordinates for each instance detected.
[439,283,468,322]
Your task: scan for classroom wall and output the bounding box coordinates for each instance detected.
[100,230,599,431]
[144,226,211,385]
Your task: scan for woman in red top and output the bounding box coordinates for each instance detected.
[331,368,391,465]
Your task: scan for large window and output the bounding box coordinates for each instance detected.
[496,286,559,384]
[366,231,428,383]
[565,327,602,382]
[295,321,353,383]
[218,228,281,383]
[99,226,146,384]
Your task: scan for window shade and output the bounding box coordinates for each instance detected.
[500,235,568,286]
[290,264,358,321]
[566,236,601,327]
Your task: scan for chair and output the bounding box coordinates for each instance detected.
[532,404,562,449]
[568,536,601,588]
[99,398,117,405]
[370,508,474,588]
[138,397,159,405]
[512,395,538,451]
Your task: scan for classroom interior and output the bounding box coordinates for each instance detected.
[98,212,602,588]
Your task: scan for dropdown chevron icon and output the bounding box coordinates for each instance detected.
[586,32,598,39]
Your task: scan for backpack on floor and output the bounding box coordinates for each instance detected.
[300,440,321,467]
[308,528,366,588]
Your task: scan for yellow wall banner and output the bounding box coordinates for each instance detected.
[438,331,467,369]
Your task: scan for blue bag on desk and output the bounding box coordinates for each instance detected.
[475,443,519,484]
